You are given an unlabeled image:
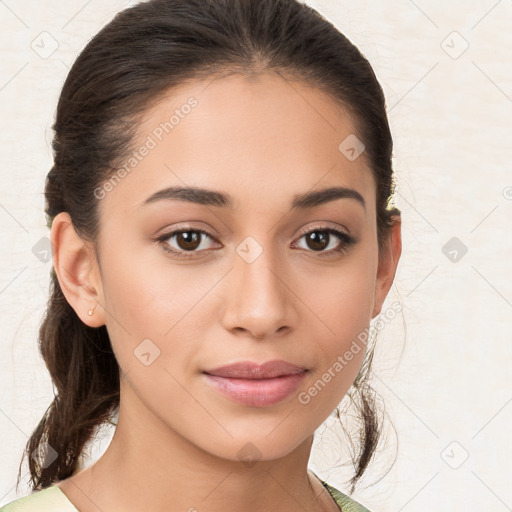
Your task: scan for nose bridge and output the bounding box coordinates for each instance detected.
[223,234,294,337]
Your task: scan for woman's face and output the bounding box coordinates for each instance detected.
[69,72,400,462]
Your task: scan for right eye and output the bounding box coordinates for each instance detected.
[156,228,220,259]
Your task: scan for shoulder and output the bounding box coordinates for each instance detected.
[323,481,374,512]
[0,485,78,512]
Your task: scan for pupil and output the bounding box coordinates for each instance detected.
[178,231,200,251]
[308,231,328,251]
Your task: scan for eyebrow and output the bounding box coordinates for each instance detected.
[140,185,366,211]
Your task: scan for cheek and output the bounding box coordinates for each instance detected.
[296,254,376,399]
[101,240,191,326]
[99,246,214,371]
[304,254,376,340]
[315,287,372,381]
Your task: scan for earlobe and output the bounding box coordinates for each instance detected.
[50,212,105,327]
[371,216,402,318]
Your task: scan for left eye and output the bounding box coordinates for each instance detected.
[156,226,356,259]
[294,228,355,254]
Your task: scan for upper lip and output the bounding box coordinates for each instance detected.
[203,360,307,379]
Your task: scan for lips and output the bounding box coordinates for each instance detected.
[203,360,307,379]
[202,360,308,407]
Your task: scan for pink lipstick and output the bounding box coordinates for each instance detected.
[202,360,307,407]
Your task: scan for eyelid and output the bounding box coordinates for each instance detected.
[295,222,351,239]
[155,223,219,245]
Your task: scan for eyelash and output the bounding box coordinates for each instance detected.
[155,225,357,260]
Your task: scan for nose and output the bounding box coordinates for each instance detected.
[220,242,298,340]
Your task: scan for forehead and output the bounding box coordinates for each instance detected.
[98,71,375,218]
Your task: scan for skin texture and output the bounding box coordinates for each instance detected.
[51,71,402,512]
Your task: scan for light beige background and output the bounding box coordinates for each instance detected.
[1,1,511,511]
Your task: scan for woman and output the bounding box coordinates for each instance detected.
[1,0,401,510]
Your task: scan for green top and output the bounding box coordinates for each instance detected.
[321,481,373,512]
[0,480,372,511]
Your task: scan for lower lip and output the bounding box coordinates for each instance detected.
[203,371,307,407]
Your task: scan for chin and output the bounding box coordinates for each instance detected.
[192,428,310,466]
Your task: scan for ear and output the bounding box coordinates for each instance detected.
[372,215,402,318]
[50,212,105,327]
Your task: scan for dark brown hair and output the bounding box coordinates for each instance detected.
[19,0,400,495]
